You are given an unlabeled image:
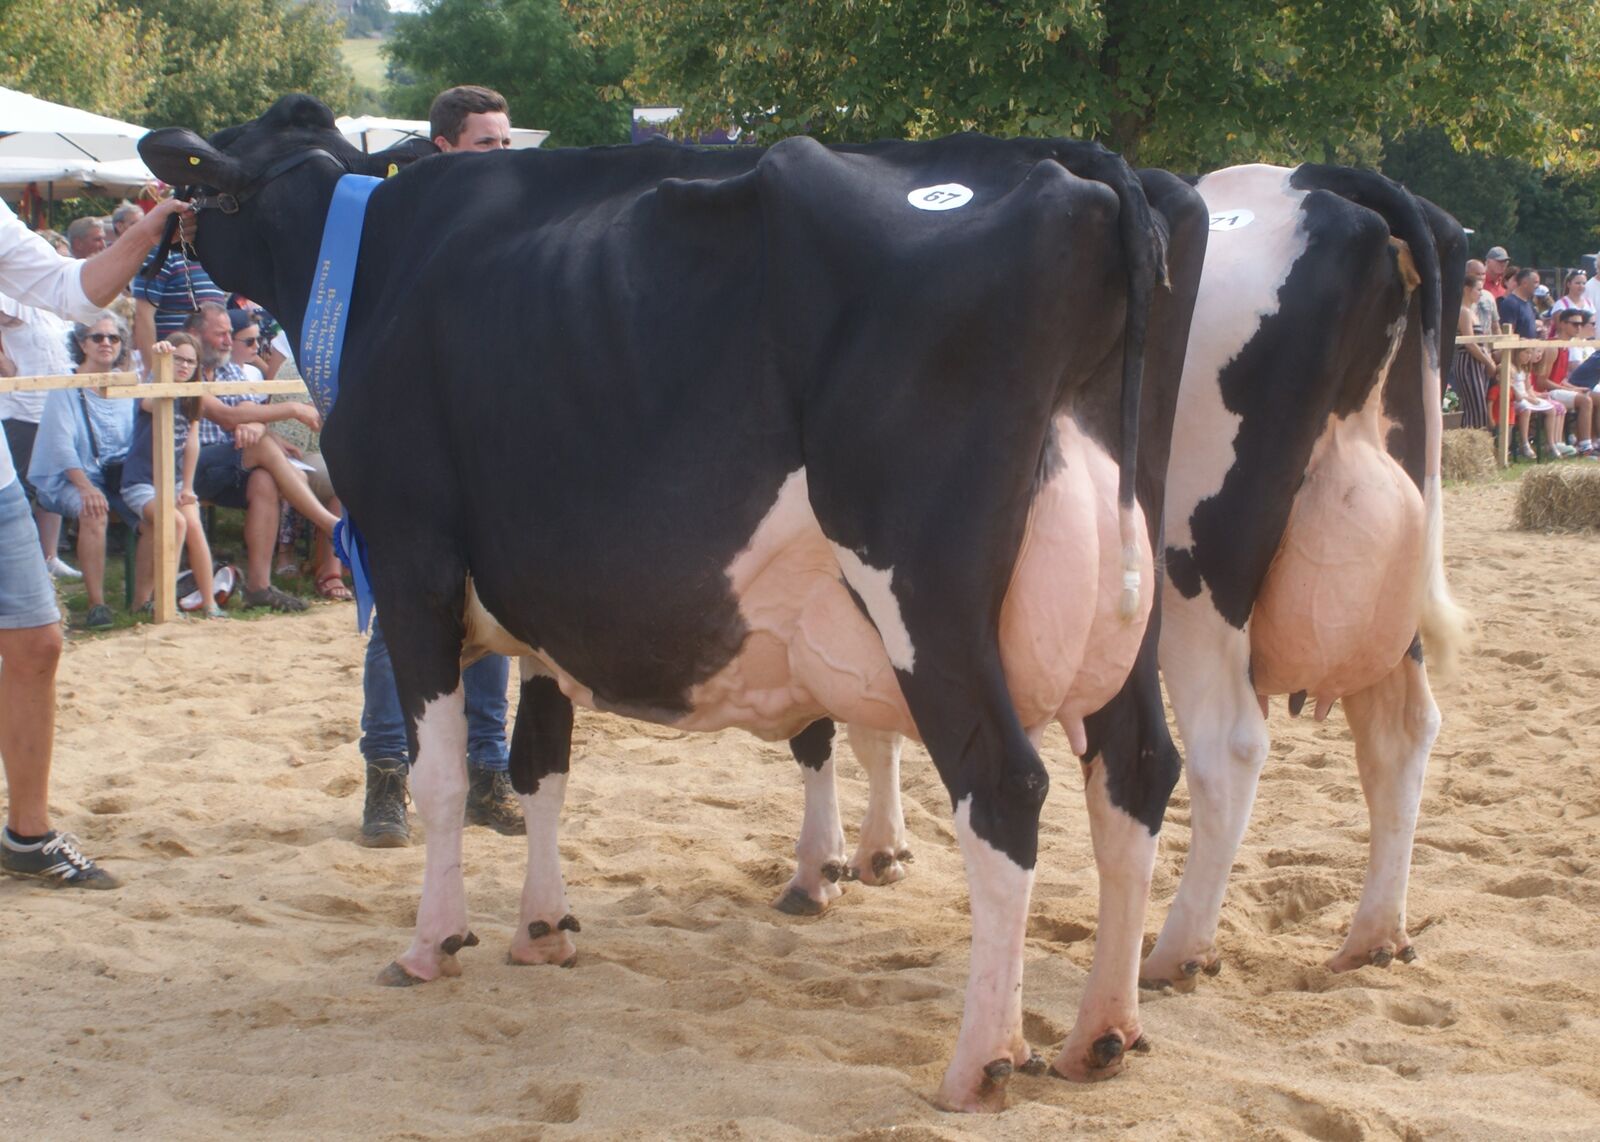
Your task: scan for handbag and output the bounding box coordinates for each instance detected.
[77,387,123,493]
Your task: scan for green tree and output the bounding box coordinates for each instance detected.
[618,0,1600,171]
[0,0,155,119]
[120,0,354,134]
[1383,129,1600,267]
[383,0,633,146]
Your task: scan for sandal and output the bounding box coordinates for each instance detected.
[315,573,354,602]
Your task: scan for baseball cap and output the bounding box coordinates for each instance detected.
[1535,284,1551,298]
[1486,246,1509,261]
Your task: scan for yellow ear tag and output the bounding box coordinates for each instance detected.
[387,163,398,178]
[188,156,201,166]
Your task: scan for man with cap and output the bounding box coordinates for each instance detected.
[1484,246,1510,298]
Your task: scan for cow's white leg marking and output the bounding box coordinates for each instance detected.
[1055,758,1153,1080]
[509,771,577,966]
[846,725,910,886]
[775,751,848,915]
[830,544,915,672]
[1328,655,1439,972]
[933,797,1038,1114]
[1145,599,1267,988]
[387,686,472,985]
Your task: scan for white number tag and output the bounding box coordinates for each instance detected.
[1208,209,1255,231]
[908,183,974,212]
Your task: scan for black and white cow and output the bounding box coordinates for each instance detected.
[138,96,1207,1112]
[819,164,1469,1000]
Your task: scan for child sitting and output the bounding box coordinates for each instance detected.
[120,334,225,618]
[1511,348,1573,459]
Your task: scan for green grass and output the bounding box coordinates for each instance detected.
[341,38,389,91]
[54,507,323,636]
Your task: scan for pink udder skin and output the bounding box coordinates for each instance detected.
[1250,399,1425,704]
[682,416,1152,748]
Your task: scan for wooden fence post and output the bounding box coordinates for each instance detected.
[149,353,177,623]
[1497,348,1514,467]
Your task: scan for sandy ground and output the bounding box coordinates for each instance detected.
[3,478,1598,1140]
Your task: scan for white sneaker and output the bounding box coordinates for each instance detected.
[1555,442,1579,458]
[47,556,82,580]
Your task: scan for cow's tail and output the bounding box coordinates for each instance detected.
[1296,165,1473,680]
[1062,144,1170,621]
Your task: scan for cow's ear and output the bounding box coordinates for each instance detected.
[362,137,438,179]
[139,128,249,192]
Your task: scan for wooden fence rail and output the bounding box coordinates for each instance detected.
[0,368,309,623]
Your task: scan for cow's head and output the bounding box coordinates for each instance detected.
[139,94,434,334]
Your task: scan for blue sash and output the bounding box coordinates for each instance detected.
[302,172,382,632]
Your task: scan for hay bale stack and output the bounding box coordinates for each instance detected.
[1515,464,1600,530]
[1440,428,1496,483]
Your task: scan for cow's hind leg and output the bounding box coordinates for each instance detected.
[1326,650,1439,972]
[1057,631,1178,1079]
[1143,605,1267,989]
[507,660,581,967]
[846,724,911,886]
[775,719,849,916]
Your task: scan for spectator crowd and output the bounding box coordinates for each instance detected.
[1448,244,1600,460]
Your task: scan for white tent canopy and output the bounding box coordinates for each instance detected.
[335,114,548,152]
[0,86,148,162]
[0,156,155,199]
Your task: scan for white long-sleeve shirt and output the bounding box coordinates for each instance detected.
[0,198,100,491]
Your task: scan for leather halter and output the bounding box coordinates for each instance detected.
[189,147,350,215]
[144,147,350,281]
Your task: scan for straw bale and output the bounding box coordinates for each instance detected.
[1514,464,1600,530]
[1440,428,1496,483]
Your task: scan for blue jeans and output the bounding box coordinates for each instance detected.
[360,615,510,770]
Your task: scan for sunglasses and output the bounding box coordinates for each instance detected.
[86,332,122,345]
[234,335,259,346]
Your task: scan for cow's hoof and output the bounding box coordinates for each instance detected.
[1327,938,1411,974]
[377,961,426,987]
[931,1060,1013,1114]
[1051,1028,1136,1083]
[1140,949,1218,992]
[509,917,578,966]
[853,847,912,887]
[772,884,833,916]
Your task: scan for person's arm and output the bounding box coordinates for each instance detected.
[134,299,159,370]
[255,343,286,380]
[179,425,199,503]
[78,198,192,309]
[199,395,320,432]
[0,329,13,379]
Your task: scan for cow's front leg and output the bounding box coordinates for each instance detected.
[776,719,849,916]
[382,685,475,985]
[1327,653,1439,972]
[846,724,912,885]
[505,668,580,967]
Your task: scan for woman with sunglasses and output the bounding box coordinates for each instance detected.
[1532,308,1600,455]
[1549,269,1590,316]
[26,313,137,628]
[121,332,226,618]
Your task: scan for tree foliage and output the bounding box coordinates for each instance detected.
[383,0,633,146]
[0,0,352,134]
[0,0,155,119]
[616,0,1600,170]
[1383,129,1600,268]
[122,0,354,134]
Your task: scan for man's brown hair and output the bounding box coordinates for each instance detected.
[428,85,509,147]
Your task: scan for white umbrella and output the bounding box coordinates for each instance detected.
[335,114,548,152]
[0,86,147,162]
[0,156,155,200]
